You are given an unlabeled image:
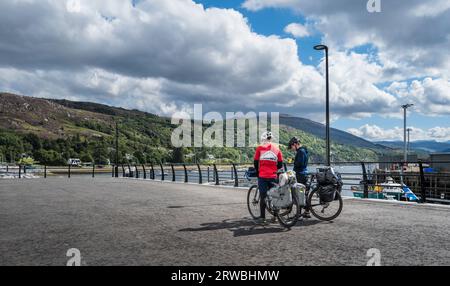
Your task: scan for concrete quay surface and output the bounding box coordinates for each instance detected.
[1,177,449,266]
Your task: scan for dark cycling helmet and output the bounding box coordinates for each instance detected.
[288,137,299,148]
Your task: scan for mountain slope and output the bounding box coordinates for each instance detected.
[375,140,450,153]
[280,114,388,150]
[0,92,380,164]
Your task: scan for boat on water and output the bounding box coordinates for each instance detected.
[0,172,40,179]
[352,177,419,202]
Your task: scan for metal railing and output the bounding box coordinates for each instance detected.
[2,160,450,204]
[0,164,111,179]
[111,160,450,204]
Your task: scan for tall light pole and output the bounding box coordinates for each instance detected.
[314,44,330,166]
[401,104,414,163]
[115,121,119,177]
[407,128,412,155]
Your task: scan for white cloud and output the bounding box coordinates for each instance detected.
[347,124,450,142]
[0,67,187,116]
[0,0,407,120]
[387,78,450,115]
[428,127,450,140]
[410,0,450,17]
[347,124,402,141]
[284,23,310,38]
[0,0,302,113]
[0,0,302,94]
[242,0,301,12]
[243,0,450,80]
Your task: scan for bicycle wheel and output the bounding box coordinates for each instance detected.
[308,187,343,221]
[247,185,260,219]
[277,194,301,228]
[247,185,275,219]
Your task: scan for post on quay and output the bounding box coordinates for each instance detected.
[232,163,239,187]
[418,161,427,203]
[183,164,188,183]
[197,164,202,184]
[361,162,369,199]
[213,164,219,186]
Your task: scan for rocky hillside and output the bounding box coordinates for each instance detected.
[0,92,381,165]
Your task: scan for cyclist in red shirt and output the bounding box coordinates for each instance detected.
[253,131,283,225]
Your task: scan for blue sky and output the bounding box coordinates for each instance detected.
[193,0,450,140]
[196,0,321,65]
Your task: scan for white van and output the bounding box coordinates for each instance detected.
[68,159,81,167]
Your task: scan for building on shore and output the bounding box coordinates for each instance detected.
[430,153,450,172]
[379,154,419,170]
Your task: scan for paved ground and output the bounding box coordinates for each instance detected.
[1,177,450,266]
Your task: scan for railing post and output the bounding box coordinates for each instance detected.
[213,164,219,186]
[150,163,155,180]
[207,167,210,182]
[24,165,27,174]
[361,162,368,199]
[419,161,427,203]
[122,165,125,177]
[183,164,188,183]
[283,162,287,172]
[127,165,131,178]
[135,165,139,179]
[18,165,22,179]
[44,165,47,178]
[160,164,165,181]
[92,164,95,178]
[232,163,239,187]
[171,164,176,182]
[142,165,147,179]
[68,164,71,178]
[112,165,115,177]
[197,164,202,184]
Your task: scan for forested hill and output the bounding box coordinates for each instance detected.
[0,92,381,165]
[279,114,389,150]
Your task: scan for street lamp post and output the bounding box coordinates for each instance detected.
[314,44,331,166]
[401,104,414,163]
[407,128,412,155]
[115,121,119,177]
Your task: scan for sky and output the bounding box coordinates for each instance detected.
[0,0,449,142]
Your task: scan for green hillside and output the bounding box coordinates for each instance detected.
[0,93,380,165]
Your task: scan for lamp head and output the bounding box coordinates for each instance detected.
[401,103,414,109]
[314,44,328,51]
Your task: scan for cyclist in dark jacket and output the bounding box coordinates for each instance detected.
[288,137,311,218]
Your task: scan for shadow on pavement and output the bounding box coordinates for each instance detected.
[168,203,245,209]
[179,217,325,237]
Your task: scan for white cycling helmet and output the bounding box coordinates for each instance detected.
[261,131,273,142]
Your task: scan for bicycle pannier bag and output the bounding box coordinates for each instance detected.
[292,183,306,207]
[268,185,292,209]
[317,167,343,186]
[318,185,337,203]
